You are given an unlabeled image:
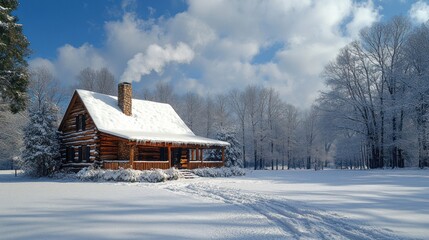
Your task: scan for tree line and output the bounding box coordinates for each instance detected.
[141,82,328,170]
[318,17,429,169]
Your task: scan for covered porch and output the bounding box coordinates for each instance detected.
[103,141,225,170]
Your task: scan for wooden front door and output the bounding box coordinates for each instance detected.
[172,148,182,168]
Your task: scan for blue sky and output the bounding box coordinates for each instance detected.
[17,0,188,59]
[15,0,429,108]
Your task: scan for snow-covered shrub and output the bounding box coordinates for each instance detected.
[76,166,105,181]
[192,166,245,178]
[113,168,142,182]
[165,168,180,180]
[76,167,181,183]
[140,169,167,182]
[51,169,79,181]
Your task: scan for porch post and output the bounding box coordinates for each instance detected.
[221,147,225,164]
[129,144,135,169]
[168,146,172,168]
[196,148,200,162]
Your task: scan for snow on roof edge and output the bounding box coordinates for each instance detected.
[99,129,230,147]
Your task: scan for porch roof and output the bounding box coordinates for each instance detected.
[101,129,229,147]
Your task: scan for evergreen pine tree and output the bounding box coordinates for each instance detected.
[209,127,242,167]
[21,103,60,177]
[0,0,30,113]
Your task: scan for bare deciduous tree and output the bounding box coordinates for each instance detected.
[77,67,116,95]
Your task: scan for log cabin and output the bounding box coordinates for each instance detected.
[58,82,229,171]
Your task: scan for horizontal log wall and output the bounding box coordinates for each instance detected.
[138,146,165,161]
[180,149,188,169]
[59,96,99,164]
[99,133,121,161]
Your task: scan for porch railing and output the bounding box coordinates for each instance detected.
[103,160,223,170]
[103,160,130,169]
[188,160,223,169]
[133,161,170,170]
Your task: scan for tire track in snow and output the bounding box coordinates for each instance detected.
[161,181,411,240]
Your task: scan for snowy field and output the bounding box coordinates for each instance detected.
[1,169,428,239]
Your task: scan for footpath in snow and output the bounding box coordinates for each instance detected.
[157,180,407,240]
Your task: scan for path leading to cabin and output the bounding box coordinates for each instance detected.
[159,180,406,240]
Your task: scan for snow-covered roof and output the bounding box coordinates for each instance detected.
[76,89,229,147]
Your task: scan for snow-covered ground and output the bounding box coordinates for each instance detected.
[1,169,428,239]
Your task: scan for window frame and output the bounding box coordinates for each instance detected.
[75,114,86,132]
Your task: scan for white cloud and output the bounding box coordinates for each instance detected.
[166,13,216,49]
[28,58,56,74]
[347,0,380,38]
[37,0,380,108]
[29,43,110,88]
[104,13,160,60]
[409,1,429,23]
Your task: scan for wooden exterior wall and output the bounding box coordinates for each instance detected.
[99,132,121,161]
[59,95,99,169]
[59,92,225,171]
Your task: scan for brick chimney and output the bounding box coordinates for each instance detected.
[118,82,132,116]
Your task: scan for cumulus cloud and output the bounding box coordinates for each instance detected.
[28,58,56,74]
[347,0,380,38]
[32,0,380,108]
[120,42,195,83]
[409,1,429,23]
[57,44,107,83]
[29,43,109,87]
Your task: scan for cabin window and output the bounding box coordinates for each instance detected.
[160,147,168,161]
[66,147,75,162]
[85,146,90,161]
[80,145,90,162]
[78,146,83,162]
[75,114,86,132]
[81,114,86,131]
[75,116,79,131]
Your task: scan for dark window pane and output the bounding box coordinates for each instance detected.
[78,146,82,162]
[82,114,86,131]
[75,116,79,131]
[71,148,75,162]
[160,147,166,161]
[85,145,90,161]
